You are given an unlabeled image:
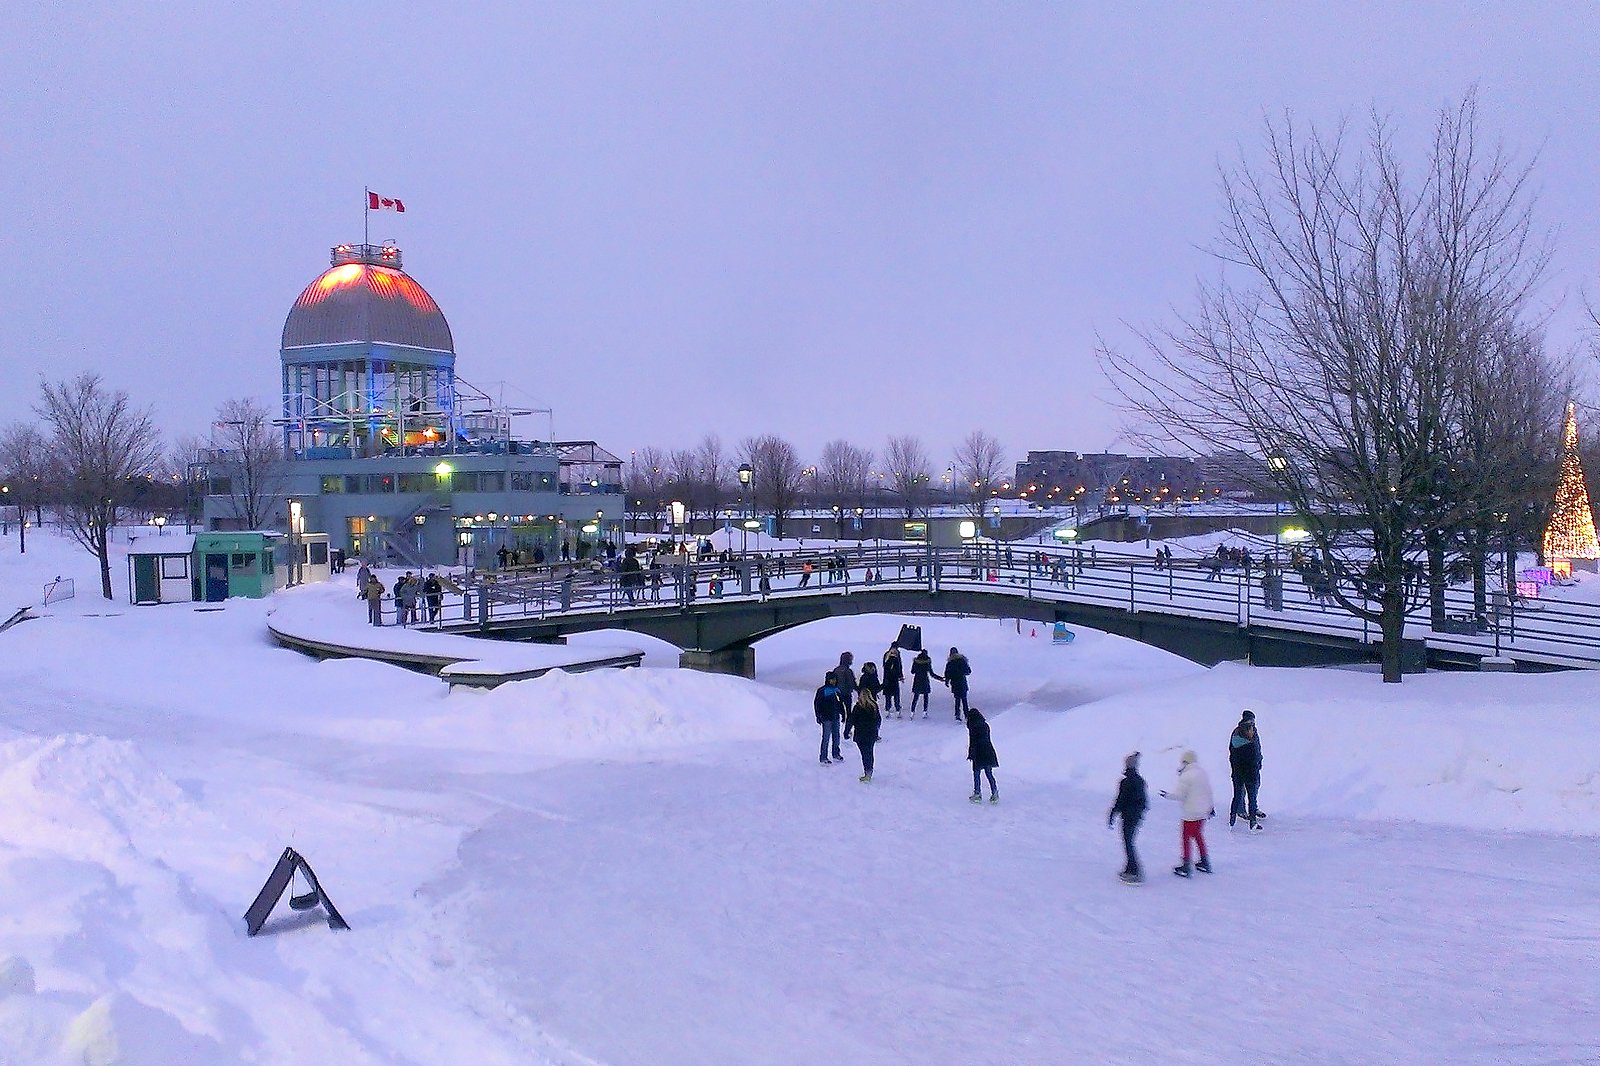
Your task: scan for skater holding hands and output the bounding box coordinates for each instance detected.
[1160,750,1215,877]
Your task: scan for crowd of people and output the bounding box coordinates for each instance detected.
[354,561,444,626]
[810,642,1266,886]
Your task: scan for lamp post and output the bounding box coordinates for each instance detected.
[832,504,842,539]
[669,500,687,606]
[153,514,167,536]
[737,463,753,523]
[596,508,605,555]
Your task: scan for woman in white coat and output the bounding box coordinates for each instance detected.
[1159,750,1215,877]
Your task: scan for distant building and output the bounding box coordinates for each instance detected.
[1013,451,1204,506]
[200,242,623,567]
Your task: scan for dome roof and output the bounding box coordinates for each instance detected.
[282,261,454,353]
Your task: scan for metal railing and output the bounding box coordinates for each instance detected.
[355,544,1600,669]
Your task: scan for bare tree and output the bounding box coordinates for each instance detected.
[740,434,805,537]
[883,434,931,518]
[951,430,1007,518]
[1101,98,1548,682]
[35,374,163,599]
[209,397,288,530]
[666,448,701,520]
[695,433,730,520]
[0,422,48,526]
[166,433,210,527]
[625,446,671,532]
[818,439,874,521]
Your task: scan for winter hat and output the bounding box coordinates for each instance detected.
[1241,709,1256,722]
[1180,750,1197,765]
[1124,751,1140,770]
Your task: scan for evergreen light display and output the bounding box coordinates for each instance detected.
[1543,402,1600,561]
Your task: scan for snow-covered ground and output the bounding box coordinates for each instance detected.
[1,528,1598,1064]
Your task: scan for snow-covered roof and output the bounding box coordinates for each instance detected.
[127,534,196,555]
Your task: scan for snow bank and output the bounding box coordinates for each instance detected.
[998,661,1600,835]
[325,664,794,765]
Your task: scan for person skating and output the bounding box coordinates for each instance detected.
[813,671,846,764]
[833,651,858,711]
[909,648,936,718]
[939,647,972,720]
[965,708,999,803]
[844,687,882,782]
[1228,711,1264,831]
[881,643,904,718]
[1160,750,1215,877]
[1108,752,1149,884]
[857,660,882,712]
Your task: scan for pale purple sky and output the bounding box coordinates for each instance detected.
[4,4,1596,468]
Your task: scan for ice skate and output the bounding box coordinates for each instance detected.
[988,793,999,804]
[1173,863,1192,878]
[1195,857,1213,874]
[1119,871,1143,885]
[969,793,982,803]
[859,773,872,783]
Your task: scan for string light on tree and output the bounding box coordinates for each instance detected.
[1542,401,1600,562]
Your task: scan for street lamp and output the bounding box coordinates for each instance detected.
[153,514,167,534]
[832,504,842,539]
[596,508,605,553]
[737,462,753,520]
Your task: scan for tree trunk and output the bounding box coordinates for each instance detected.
[1471,526,1489,618]
[1379,580,1407,683]
[1426,531,1447,630]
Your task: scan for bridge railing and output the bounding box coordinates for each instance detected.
[403,543,1600,669]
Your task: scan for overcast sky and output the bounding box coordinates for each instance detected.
[4,3,1597,468]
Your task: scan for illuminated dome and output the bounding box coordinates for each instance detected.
[281,244,454,354]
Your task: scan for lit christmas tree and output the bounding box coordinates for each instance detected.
[1543,402,1600,561]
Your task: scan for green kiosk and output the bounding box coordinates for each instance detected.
[191,532,285,602]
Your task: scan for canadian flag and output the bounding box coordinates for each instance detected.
[367,191,405,212]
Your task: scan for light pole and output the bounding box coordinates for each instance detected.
[669,500,687,605]
[737,462,753,524]
[832,504,842,539]
[153,514,167,536]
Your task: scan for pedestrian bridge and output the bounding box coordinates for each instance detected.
[411,545,1596,677]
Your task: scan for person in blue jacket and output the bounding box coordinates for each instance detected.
[1108,752,1149,884]
[813,671,846,764]
[1228,710,1264,830]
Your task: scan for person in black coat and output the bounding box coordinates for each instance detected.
[965,708,999,802]
[858,661,882,705]
[909,649,936,718]
[833,651,857,711]
[881,643,905,719]
[1108,752,1149,883]
[844,689,881,782]
[1228,711,1264,829]
[813,672,846,764]
[939,647,972,720]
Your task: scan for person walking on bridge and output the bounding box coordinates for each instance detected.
[909,648,935,718]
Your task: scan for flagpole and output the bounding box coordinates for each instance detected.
[363,186,370,247]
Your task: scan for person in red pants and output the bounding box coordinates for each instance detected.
[1160,750,1216,877]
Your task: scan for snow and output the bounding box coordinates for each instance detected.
[268,578,647,679]
[1,527,1598,1063]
